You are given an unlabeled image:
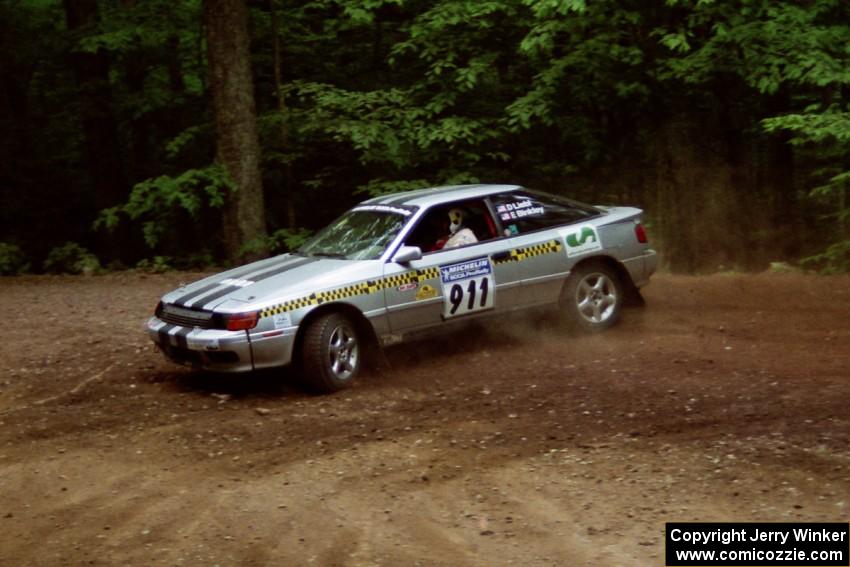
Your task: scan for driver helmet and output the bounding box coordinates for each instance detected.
[448,208,465,235]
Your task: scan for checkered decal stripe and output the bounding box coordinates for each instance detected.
[258,243,560,319]
[258,267,441,318]
[260,295,318,317]
[492,239,563,264]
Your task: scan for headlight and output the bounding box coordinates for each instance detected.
[223,311,259,331]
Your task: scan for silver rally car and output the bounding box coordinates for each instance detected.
[147,184,657,392]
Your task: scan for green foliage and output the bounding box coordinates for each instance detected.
[358,178,432,197]
[763,108,850,145]
[801,240,850,275]
[0,243,30,276]
[43,243,101,275]
[241,228,313,257]
[181,251,217,270]
[524,0,586,18]
[652,0,850,271]
[135,256,174,273]
[95,164,232,249]
[166,126,209,159]
[6,0,850,272]
[136,251,216,271]
[656,1,850,93]
[762,106,850,274]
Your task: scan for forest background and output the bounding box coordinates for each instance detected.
[1,0,849,275]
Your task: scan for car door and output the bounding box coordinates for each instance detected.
[383,202,525,334]
[488,191,601,307]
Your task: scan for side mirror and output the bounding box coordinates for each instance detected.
[392,245,422,264]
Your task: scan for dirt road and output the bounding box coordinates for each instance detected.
[0,272,848,566]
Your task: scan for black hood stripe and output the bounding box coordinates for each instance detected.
[157,324,176,346]
[171,257,291,306]
[196,256,316,310]
[172,281,226,307]
[174,327,192,349]
[173,255,310,308]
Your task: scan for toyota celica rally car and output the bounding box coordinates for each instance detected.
[147,184,658,392]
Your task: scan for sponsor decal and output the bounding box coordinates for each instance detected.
[397,282,418,292]
[439,258,495,318]
[564,225,602,257]
[273,312,292,329]
[415,284,438,301]
[440,257,492,284]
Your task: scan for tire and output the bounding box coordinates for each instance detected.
[623,286,646,308]
[301,313,361,393]
[560,263,624,332]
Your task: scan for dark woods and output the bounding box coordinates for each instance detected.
[1,0,848,274]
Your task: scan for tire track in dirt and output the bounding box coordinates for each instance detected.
[0,272,848,565]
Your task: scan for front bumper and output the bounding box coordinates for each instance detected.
[145,317,296,372]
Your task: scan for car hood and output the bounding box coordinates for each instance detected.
[161,254,380,312]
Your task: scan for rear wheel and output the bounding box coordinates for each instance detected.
[560,263,623,332]
[301,313,361,393]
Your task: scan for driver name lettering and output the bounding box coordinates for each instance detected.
[440,258,492,283]
[497,200,545,221]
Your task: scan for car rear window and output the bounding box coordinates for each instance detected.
[489,191,597,235]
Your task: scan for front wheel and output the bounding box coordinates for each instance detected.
[301,313,361,393]
[560,263,623,332]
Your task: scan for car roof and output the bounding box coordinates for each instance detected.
[362,184,523,208]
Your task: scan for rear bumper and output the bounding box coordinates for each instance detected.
[623,248,658,288]
[145,317,296,372]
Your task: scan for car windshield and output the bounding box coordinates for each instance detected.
[298,209,411,260]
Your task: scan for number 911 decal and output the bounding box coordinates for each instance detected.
[439,257,495,319]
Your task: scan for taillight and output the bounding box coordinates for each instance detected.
[225,311,259,331]
[635,223,648,244]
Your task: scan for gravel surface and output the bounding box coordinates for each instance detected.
[0,272,848,566]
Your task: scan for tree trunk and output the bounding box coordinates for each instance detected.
[204,0,267,263]
[63,0,129,260]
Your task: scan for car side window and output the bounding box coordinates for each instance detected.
[404,199,500,254]
[490,191,596,235]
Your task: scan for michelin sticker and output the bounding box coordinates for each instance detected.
[439,257,495,318]
[564,225,602,258]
